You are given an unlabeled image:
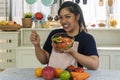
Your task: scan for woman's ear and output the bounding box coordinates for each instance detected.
[76,14,80,21]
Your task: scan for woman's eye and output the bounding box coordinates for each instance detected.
[66,16,70,18]
[59,16,63,19]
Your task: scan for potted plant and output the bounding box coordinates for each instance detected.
[22,12,33,28]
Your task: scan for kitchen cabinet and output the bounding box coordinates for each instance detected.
[16,47,46,68]
[20,28,54,46]
[98,47,120,70]
[0,31,19,69]
[16,28,120,70]
[89,28,120,70]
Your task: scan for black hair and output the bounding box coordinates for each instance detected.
[58,1,87,32]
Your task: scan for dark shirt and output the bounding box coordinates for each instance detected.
[43,28,98,67]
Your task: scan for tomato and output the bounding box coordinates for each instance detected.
[60,70,70,80]
[57,43,66,49]
[66,65,76,72]
[74,67,84,73]
[35,12,43,20]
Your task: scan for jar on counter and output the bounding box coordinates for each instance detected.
[97,20,107,27]
[109,14,117,27]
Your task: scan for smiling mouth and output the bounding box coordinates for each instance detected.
[63,24,70,28]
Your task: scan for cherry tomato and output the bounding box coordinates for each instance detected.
[74,67,84,73]
[66,65,76,72]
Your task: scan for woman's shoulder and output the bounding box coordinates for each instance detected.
[78,30,95,41]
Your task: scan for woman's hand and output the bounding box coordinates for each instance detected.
[52,42,76,54]
[30,30,40,46]
[64,48,76,55]
[51,42,62,53]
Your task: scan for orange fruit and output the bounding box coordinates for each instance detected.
[54,68,63,78]
[35,68,43,77]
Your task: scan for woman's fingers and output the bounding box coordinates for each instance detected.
[30,30,39,42]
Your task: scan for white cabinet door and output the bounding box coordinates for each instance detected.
[98,48,120,70]
[16,47,46,68]
[98,49,111,70]
[99,55,110,70]
[0,32,19,69]
[110,51,120,70]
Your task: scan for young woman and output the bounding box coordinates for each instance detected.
[30,1,99,70]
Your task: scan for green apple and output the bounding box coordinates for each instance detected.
[60,70,70,80]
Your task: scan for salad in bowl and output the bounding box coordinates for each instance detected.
[52,33,74,53]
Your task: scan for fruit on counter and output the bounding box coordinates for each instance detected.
[65,65,76,72]
[42,66,55,80]
[34,68,43,77]
[35,12,43,20]
[34,65,89,80]
[7,21,14,26]
[0,20,17,26]
[60,70,71,80]
[54,68,63,78]
[0,20,7,25]
[71,72,90,80]
[74,67,84,73]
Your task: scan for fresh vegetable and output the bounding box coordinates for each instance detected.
[60,70,71,80]
[52,33,74,52]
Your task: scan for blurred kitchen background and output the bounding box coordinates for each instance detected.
[0,0,120,28]
[1,0,120,71]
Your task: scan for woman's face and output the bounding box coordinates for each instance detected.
[59,8,79,33]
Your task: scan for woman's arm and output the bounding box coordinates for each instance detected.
[64,50,99,70]
[30,30,50,64]
[34,45,50,64]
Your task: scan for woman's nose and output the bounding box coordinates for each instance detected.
[60,18,67,24]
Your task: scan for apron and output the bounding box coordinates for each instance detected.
[48,41,79,69]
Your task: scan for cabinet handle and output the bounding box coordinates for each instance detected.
[7,40,12,43]
[0,59,13,63]
[0,49,12,53]
[7,59,12,62]
[7,49,12,53]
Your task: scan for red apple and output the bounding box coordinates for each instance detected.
[42,66,55,80]
[35,12,43,20]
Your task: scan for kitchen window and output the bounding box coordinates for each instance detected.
[1,0,120,28]
[64,0,120,28]
[0,0,12,20]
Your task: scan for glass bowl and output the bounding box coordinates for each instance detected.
[52,33,74,53]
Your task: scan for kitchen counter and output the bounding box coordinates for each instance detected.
[0,68,120,80]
